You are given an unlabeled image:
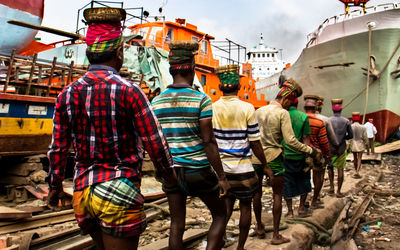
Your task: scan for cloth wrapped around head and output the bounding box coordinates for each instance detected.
[276,78,302,101]
[215,65,240,88]
[317,96,324,108]
[331,98,343,112]
[168,41,199,71]
[352,112,361,121]
[304,95,319,108]
[83,7,126,53]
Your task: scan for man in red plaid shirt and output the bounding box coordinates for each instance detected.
[46,8,176,250]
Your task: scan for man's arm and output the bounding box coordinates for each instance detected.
[281,111,313,154]
[345,121,354,140]
[199,118,230,196]
[318,125,331,158]
[325,120,339,148]
[47,89,72,192]
[130,86,175,184]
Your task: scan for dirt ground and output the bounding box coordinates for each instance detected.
[353,155,400,250]
[141,155,397,249]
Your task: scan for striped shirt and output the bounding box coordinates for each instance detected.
[212,96,260,174]
[152,86,212,169]
[48,65,173,191]
[307,113,331,158]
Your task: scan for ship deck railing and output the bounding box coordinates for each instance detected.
[306,3,400,45]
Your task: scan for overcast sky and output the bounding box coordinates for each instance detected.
[39,0,396,63]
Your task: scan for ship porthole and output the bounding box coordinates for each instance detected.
[209,89,217,95]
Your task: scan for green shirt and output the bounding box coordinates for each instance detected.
[282,106,311,160]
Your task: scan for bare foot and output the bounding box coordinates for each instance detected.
[328,188,335,196]
[310,202,324,210]
[255,223,266,239]
[271,234,290,245]
[336,192,345,198]
[285,212,294,218]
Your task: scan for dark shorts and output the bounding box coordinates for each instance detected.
[226,171,259,202]
[283,158,311,200]
[73,178,146,238]
[269,154,285,176]
[162,167,219,197]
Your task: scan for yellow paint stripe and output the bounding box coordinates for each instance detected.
[0,117,53,135]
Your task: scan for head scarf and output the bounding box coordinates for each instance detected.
[352,112,360,121]
[276,81,297,101]
[216,65,240,89]
[168,41,198,71]
[86,23,122,53]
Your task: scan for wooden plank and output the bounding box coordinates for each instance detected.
[0,93,56,103]
[0,206,31,220]
[0,211,75,235]
[139,229,208,250]
[375,140,400,154]
[346,153,381,161]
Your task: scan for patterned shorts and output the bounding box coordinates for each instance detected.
[226,171,259,202]
[162,167,219,197]
[73,178,147,238]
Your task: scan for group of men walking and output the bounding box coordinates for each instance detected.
[46,8,376,250]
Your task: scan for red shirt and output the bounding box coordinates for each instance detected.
[47,65,173,191]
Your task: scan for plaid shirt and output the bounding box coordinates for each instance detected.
[47,65,173,191]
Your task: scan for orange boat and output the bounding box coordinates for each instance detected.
[128,19,268,108]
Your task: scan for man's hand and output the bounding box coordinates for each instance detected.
[163,169,178,188]
[311,147,322,162]
[47,188,67,211]
[269,175,276,187]
[218,178,230,198]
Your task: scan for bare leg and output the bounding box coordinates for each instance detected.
[327,165,334,194]
[285,199,294,218]
[311,170,323,208]
[357,152,363,174]
[337,168,344,197]
[352,152,358,173]
[167,192,187,250]
[102,232,139,250]
[89,228,105,250]
[199,193,227,250]
[252,174,265,236]
[237,200,252,250]
[298,194,308,215]
[270,175,289,244]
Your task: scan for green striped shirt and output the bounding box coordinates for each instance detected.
[152,86,212,168]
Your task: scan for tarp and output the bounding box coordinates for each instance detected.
[123,45,203,93]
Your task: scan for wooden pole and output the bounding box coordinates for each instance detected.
[46,57,57,97]
[25,53,38,95]
[66,61,74,85]
[362,25,373,124]
[4,49,16,93]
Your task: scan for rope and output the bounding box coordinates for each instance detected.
[344,38,400,110]
[362,25,373,124]
[286,218,331,246]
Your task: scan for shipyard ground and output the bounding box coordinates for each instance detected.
[0,153,399,249]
